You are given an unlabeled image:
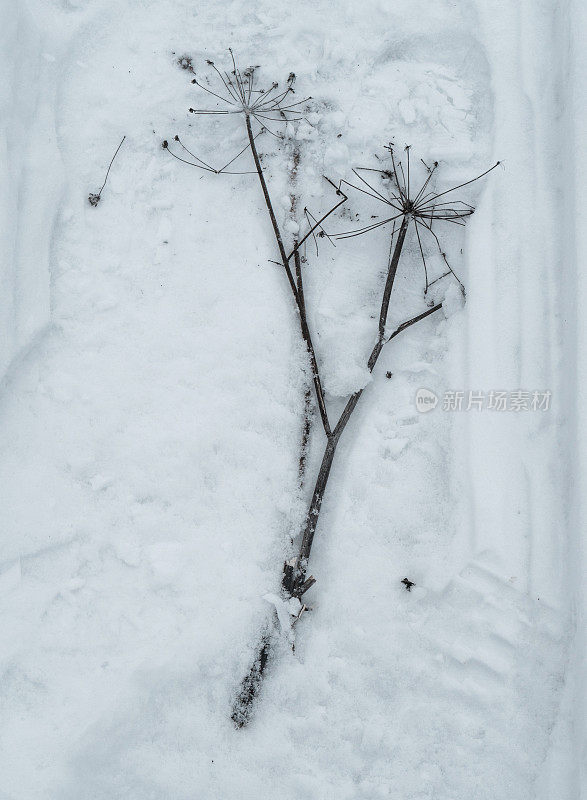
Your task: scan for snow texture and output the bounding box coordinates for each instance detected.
[0,0,64,378]
[0,0,583,797]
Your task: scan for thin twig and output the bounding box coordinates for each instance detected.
[287,177,347,259]
[88,136,126,206]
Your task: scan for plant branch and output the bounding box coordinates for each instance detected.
[298,386,312,484]
[245,113,332,437]
[245,114,296,292]
[232,297,443,726]
[288,149,314,488]
[286,178,348,260]
[378,216,409,341]
[290,217,442,587]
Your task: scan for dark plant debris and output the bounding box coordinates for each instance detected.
[177,54,194,72]
[88,135,126,207]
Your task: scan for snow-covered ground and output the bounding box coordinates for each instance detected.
[0,0,584,797]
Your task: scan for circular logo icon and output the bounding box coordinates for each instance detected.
[415,388,438,413]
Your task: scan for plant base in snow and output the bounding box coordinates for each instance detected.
[231,627,273,728]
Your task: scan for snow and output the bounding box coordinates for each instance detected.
[0,1,63,379]
[0,0,583,797]
[263,593,302,635]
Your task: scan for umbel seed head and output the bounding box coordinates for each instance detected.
[186,51,311,128]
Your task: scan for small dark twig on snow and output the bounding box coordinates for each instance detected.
[88,136,126,207]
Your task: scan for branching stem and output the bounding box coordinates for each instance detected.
[234,270,442,724]
[245,113,332,436]
[290,218,440,588]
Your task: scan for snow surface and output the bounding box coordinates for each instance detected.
[0,0,583,797]
[0,1,64,379]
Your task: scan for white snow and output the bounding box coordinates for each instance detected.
[0,1,64,379]
[263,593,302,634]
[0,0,583,797]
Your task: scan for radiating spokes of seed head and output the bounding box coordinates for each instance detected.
[163,50,312,174]
[189,50,310,133]
[335,144,500,295]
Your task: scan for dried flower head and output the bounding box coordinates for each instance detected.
[336,144,500,294]
[163,50,312,175]
[188,49,311,136]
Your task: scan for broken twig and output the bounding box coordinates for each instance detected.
[88,135,126,206]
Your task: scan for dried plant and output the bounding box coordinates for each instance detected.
[88,136,126,207]
[163,53,498,727]
[336,145,499,294]
[164,52,346,437]
[232,148,498,727]
[282,148,500,599]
